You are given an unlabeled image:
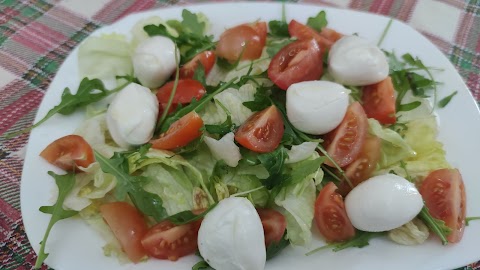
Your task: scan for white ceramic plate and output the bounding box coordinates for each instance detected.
[21,2,480,270]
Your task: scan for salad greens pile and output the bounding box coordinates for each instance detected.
[31,7,467,270]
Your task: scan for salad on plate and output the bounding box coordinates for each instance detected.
[22,5,473,270]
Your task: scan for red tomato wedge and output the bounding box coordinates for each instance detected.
[216,21,267,62]
[420,169,466,243]
[156,79,206,114]
[257,208,287,246]
[179,51,216,79]
[39,134,94,171]
[323,102,368,168]
[141,220,201,261]
[151,111,204,150]
[234,105,284,153]
[314,182,355,242]
[100,202,148,263]
[338,135,382,196]
[268,39,324,90]
[288,20,342,50]
[362,76,396,125]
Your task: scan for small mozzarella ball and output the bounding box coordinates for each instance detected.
[286,80,350,135]
[132,36,179,88]
[345,174,423,232]
[198,197,266,270]
[328,35,389,86]
[106,83,159,148]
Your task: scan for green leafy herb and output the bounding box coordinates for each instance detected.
[266,233,290,260]
[258,146,289,190]
[438,91,457,108]
[144,10,215,64]
[35,172,78,269]
[466,216,480,226]
[193,63,207,87]
[307,11,328,32]
[157,43,180,130]
[397,101,422,112]
[242,86,272,111]
[418,206,451,245]
[288,157,325,186]
[205,115,235,136]
[346,85,362,102]
[216,54,244,71]
[94,151,168,222]
[156,78,236,133]
[268,3,289,38]
[305,231,384,256]
[167,203,218,225]
[5,78,129,138]
[192,260,214,270]
[377,19,393,47]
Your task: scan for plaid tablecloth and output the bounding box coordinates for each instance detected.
[0,0,479,269]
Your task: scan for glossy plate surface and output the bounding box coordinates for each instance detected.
[21,3,480,270]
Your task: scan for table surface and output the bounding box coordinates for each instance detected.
[0,0,479,269]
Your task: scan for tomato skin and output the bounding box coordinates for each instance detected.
[234,105,284,153]
[288,20,342,50]
[39,134,95,171]
[362,76,396,125]
[179,51,216,79]
[268,39,324,90]
[156,79,206,114]
[216,22,267,62]
[323,102,368,168]
[338,135,382,196]
[151,111,204,150]
[314,182,356,242]
[420,169,466,243]
[141,220,200,261]
[257,208,287,246]
[100,202,148,263]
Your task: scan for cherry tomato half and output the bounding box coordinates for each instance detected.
[179,51,216,79]
[40,134,95,171]
[288,20,342,50]
[141,220,201,261]
[216,21,267,63]
[420,169,466,243]
[151,111,204,150]
[362,76,396,125]
[257,208,287,246]
[234,105,284,153]
[268,39,324,90]
[314,182,356,242]
[100,202,148,263]
[323,102,368,168]
[156,79,206,114]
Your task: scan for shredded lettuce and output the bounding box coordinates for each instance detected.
[204,132,242,167]
[388,218,430,245]
[285,142,319,164]
[78,33,133,79]
[368,118,415,168]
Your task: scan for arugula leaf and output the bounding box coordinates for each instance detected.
[377,19,393,47]
[192,260,214,270]
[418,206,451,245]
[397,101,421,112]
[156,78,236,133]
[305,231,384,256]
[5,78,129,138]
[242,86,272,111]
[266,232,290,260]
[307,11,328,32]
[167,202,218,225]
[258,146,289,190]
[466,216,480,226]
[94,151,168,222]
[144,10,215,64]
[35,172,78,269]
[268,4,289,38]
[438,91,457,108]
[205,115,235,136]
[193,63,207,87]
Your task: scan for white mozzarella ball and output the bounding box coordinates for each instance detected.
[345,174,423,232]
[132,36,179,88]
[106,83,159,148]
[328,35,389,86]
[198,197,266,270]
[286,80,350,135]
